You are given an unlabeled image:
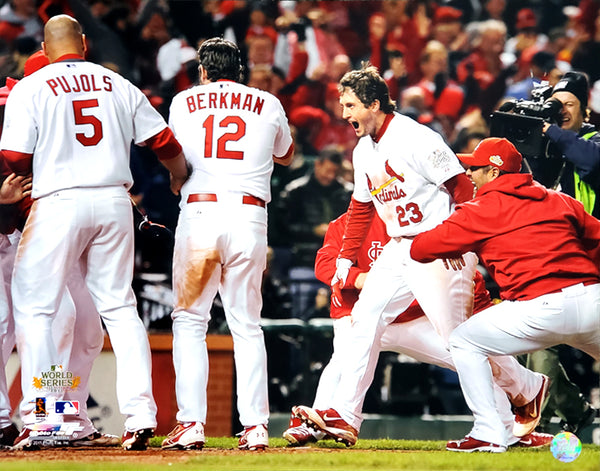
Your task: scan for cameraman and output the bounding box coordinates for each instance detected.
[531,70,599,434]
[542,71,600,218]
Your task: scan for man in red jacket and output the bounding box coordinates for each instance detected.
[286,210,552,449]
[411,137,600,452]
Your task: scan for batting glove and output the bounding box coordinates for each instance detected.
[331,258,352,308]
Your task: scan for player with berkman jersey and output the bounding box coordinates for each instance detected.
[292,65,546,447]
[1,15,188,450]
[163,37,293,451]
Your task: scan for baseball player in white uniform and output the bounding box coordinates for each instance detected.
[162,37,293,451]
[0,16,188,450]
[0,173,30,447]
[294,65,545,446]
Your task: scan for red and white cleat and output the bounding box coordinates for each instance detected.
[161,422,205,450]
[237,424,268,451]
[513,375,550,437]
[293,406,358,446]
[446,435,507,453]
[512,431,554,448]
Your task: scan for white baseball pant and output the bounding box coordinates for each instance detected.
[12,187,156,432]
[313,315,526,444]
[171,197,269,427]
[449,282,600,446]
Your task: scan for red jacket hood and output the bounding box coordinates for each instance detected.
[476,173,547,201]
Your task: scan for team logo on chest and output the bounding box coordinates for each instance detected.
[368,160,407,203]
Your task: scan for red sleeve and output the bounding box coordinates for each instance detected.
[444,173,474,204]
[472,270,493,314]
[339,197,375,262]
[410,201,483,262]
[144,127,183,161]
[2,150,33,175]
[286,49,308,83]
[315,214,345,285]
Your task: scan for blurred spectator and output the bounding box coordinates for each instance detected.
[505,48,558,101]
[0,0,42,45]
[277,147,352,270]
[415,40,465,131]
[430,5,469,79]
[289,83,357,161]
[383,47,408,106]
[504,8,548,62]
[571,3,600,84]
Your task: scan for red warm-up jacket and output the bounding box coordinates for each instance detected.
[411,173,600,301]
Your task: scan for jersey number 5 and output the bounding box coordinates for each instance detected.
[73,99,103,146]
[203,115,246,159]
[396,202,423,227]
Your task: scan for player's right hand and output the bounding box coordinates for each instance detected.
[331,258,352,307]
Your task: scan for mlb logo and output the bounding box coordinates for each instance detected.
[55,401,80,415]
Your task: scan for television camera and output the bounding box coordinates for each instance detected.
[490,84,563,160]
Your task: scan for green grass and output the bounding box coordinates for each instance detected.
[0,438,598,471]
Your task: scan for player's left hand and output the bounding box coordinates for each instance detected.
[331,258,352,307]
[0,173,32,204]
[443,256,465,271]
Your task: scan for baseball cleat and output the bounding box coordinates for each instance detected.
[0,423,19,448]
[161,422,205,450]
[11,427,39,450]
[121,428,154,450]
[237,424,268,451]
[283,416,325,446]
[561,402,597,434]
[513,374,550,437]
[70,431,121,447]
[294,406,358,446]
[446,435,507,453]
[512,431,554,448]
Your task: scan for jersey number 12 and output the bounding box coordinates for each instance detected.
[202,115,246,160]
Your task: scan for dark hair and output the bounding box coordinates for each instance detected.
[317,147,344,166]
[339,63,395,114]
[198,37,242,82]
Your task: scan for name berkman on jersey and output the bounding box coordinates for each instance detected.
[186,91,264,115]
[45,74,113,96]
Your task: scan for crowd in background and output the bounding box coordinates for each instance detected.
[2,0,600,414]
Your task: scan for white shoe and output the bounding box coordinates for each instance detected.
[237,424,268,450]
[161,422,205,450]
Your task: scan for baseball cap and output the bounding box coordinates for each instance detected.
[457,137,522,173]
[434,6,462,24]
[516,8,537,30]
[24,50,50,77]
[552,71,589,108]
[0,77,19,106]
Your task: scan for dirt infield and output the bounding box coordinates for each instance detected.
[0,446,358,464]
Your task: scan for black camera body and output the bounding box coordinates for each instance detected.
[490,84,563,160]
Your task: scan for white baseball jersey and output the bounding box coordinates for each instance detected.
[352,112,464,238]
[1,60,168,198]
[168,80,292,204]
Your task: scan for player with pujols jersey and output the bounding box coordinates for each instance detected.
[293,65,547,446]
[162,37,293,452]
[1,15,189,450]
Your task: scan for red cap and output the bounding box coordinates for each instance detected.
[434,6,462,24]
[0,77,19,106]
[24,50,50,77]
[325,82,340,101]
[516,8,537,30]
[457,137,522,173]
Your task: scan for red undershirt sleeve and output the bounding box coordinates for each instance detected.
[339,197,375,262]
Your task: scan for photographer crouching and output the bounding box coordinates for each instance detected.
[542,71,600,218]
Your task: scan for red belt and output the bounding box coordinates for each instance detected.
[187,193,265,208]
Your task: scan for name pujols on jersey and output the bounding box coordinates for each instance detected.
[45,73,113,96]
[185,90,265,115]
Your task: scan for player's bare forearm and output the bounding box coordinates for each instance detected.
[0,173,32,204]
[162,153,190,195]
